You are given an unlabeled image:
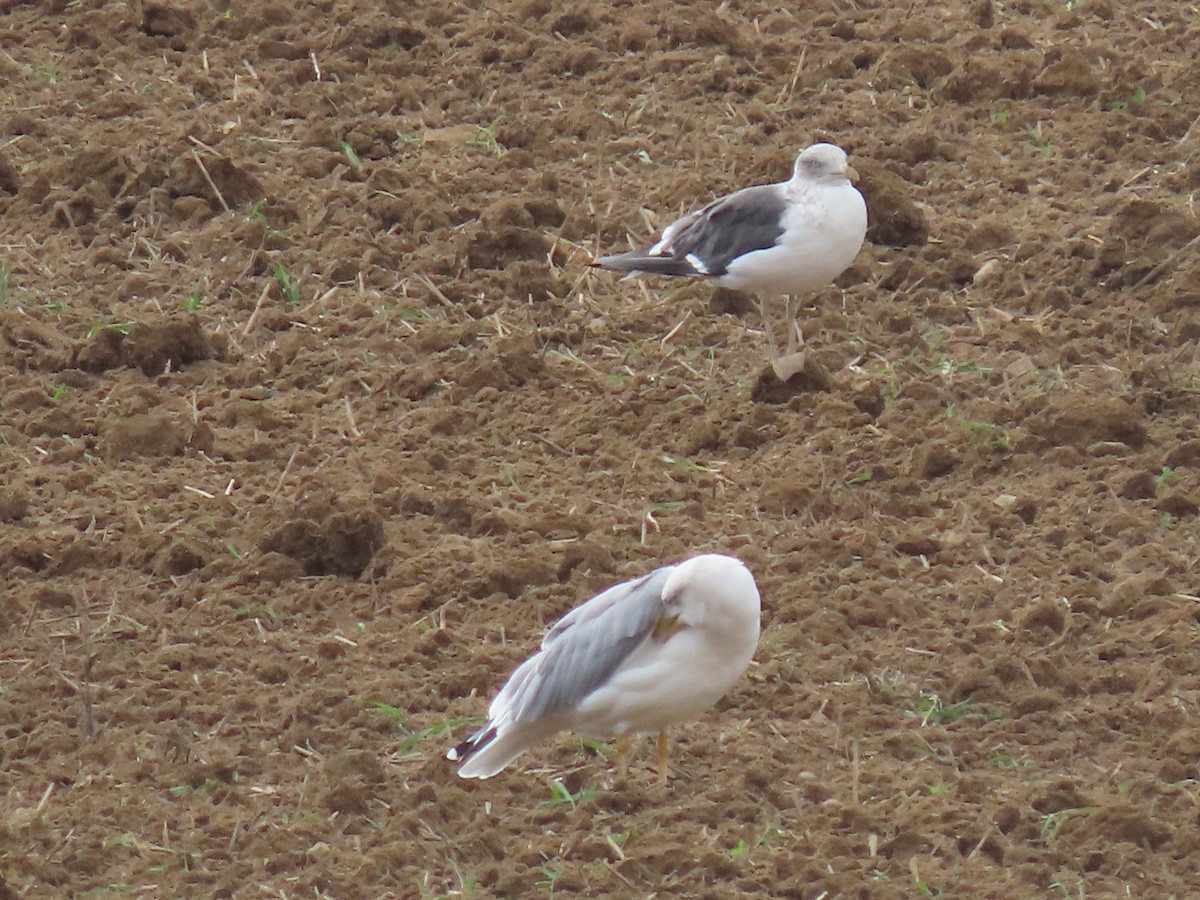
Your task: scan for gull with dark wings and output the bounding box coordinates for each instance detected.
[593,142,867,379]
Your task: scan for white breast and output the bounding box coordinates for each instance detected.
[719,182,866,295]
[572,617,758,737]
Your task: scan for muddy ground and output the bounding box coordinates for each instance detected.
[2,0,1200,896]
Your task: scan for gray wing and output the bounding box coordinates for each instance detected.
[505,567,673,723]
[656,184,788,278]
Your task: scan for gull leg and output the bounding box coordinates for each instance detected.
[615,735,632,780]
[784,295,805,356]
[655,729,670,783]
[757,296,780,358]
[770,295,809,382]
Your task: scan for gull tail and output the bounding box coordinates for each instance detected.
[592,250,700,279]
[446,723,539,780]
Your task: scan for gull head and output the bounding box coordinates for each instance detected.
[793,142,859,185]
[664,553,761,641]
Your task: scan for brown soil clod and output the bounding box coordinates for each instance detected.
[261,511,386,578]
[102,411,213,459]
[121,318,214,376]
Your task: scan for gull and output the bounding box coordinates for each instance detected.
[592,142,867,378]
[446,553,761,781]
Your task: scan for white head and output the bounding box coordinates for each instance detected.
[792,142,859,184]
[664,553,761,639]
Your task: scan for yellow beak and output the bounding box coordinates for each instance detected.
[652,614,683,642]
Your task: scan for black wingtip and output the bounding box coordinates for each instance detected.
[591,254,628,271]
[593,252,700,279]
[445,726,496,764]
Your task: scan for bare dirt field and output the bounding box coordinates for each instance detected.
[3,0,1200,896]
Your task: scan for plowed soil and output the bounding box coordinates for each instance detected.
[3,0,1200,896]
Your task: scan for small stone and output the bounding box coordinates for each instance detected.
[895,537,941,557]
[972,258,1004,285]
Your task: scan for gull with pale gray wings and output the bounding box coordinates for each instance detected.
[593,142,867,378]
[447,553,761,780]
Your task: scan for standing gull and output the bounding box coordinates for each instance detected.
[447,553,761,781]
[593,142,867,377]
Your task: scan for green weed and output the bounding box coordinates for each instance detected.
[548,347,588,367]
[908,694,971,726]
[912,875,938,897]
[937,359,991,378]
[85,322,133,339]
[467,117,505,156]
[546,778,596,810]
[1107,86,1147,110]
[339,139,364,171]
[248,198,269,225]
[230,603,275,621]
[21,61,58,83]
[537,862,562,897]
[368,700,406,724]
[168,777,222,796]
[1040,807,1094,843]
[661,454,722,475]
[448,859,477,896]
[1025,124,1052,157]
[367,702,482,756]
[950,408,1009,451]
[271,264,300,303]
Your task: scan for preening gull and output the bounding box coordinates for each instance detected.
[593,142,867,376]
[447,553,761,780]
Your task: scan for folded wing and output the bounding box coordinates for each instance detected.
[448,566,674,777]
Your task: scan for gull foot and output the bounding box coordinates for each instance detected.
[771,350,808,383]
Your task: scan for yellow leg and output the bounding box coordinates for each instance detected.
[615,735,632,780]
[656,730,670,782]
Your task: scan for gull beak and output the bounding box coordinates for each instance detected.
[652,614,683,642]
[842,163,860,182]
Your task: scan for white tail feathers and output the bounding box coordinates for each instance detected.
[450,725,544,780]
